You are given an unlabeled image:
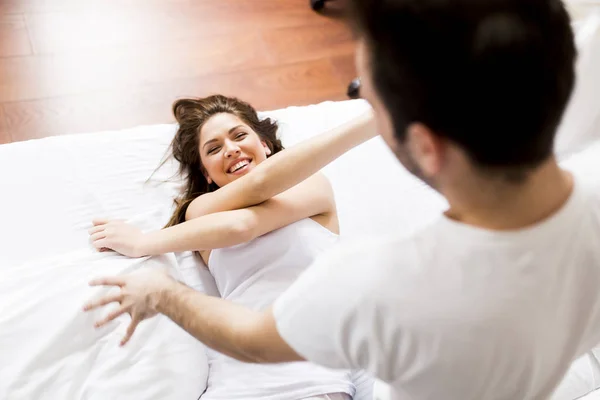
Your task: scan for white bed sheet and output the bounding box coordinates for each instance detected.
[579,387,600,400]
[1,6,600,395]
[0,124,215,399]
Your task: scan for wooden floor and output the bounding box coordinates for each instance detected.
[0,0,357,144]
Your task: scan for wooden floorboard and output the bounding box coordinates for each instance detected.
[0,14,33,57]
[330,53,358,86]
[0,104,10,144]
[0,0,356,143]
[3,58,349,141]
[25,3,333,54]
[0,31,276,103]
[261,22,354,65]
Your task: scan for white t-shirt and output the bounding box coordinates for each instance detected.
[273,168,600,400]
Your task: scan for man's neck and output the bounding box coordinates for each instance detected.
[443,158,574,230]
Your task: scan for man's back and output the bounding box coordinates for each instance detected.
[273,162,600,399]
[384,168,600,399]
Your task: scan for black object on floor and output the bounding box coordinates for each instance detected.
[347,78,361,99]
[310,0,329,11]
[309,0,359,99]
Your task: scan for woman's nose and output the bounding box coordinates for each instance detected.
[224,141,241,158]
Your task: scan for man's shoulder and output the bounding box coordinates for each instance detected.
[319,220,444,287]
[328,225,435,261]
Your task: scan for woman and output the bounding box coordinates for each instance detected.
[90,95,376,400]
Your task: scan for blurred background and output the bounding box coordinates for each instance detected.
[0,0,357,144]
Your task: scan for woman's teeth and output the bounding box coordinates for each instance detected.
[229,160,249,173]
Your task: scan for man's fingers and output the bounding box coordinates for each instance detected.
[120,318,140,346]
[89,276,126,287]
[94,306,128,328]
[92,218,110,226]
[83,293,123,312]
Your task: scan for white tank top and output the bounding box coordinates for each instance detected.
[202,218,355,400]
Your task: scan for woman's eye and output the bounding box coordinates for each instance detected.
[235,133,247,140]
[207,147,220,155]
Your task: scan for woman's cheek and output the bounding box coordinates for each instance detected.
[205,159,221,177]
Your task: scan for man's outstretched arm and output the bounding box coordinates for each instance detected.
[84,268,303,363]
[157,280,303,363]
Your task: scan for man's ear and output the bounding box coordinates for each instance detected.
[262,142,272,156]
[406,123,444,178]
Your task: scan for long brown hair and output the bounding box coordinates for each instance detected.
[159,95,284,228]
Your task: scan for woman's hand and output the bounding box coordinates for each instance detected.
[83,267,175,346]
[89,219,148,258]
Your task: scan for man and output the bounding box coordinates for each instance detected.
[85,0,600,398]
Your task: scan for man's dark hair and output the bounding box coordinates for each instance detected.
[349,0,577,172]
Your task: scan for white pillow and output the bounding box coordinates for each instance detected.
[555,4,600,159]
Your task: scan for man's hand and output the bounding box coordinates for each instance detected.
[84,267,304,363]
[83,268,176,346]
[89,219,148,258]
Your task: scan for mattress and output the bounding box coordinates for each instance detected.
[0,99,389,399]
[1,5,600,398]
[0,102,599,400]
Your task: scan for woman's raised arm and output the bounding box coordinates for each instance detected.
[185,108,376,220]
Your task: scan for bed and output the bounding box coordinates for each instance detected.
[1,3,600,400]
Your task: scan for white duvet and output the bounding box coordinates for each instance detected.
[0,251,207,399]
[1,5,600,399]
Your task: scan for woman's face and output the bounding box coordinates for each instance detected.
[198,112,271,187]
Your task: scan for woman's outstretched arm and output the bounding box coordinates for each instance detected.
[185,108,376,220]
[90,173,336,257]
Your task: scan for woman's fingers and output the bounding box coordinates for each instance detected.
[89,224,109,252]
[92,238,109,250]
[89,276,126,287]
[88,225,106,235]
[93,218,125,226]
[120,318,140,346]
[94,306,128,328]
[83,293,123,312]
[90,232,107,242]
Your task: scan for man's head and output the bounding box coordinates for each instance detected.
[350,0,577,186]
